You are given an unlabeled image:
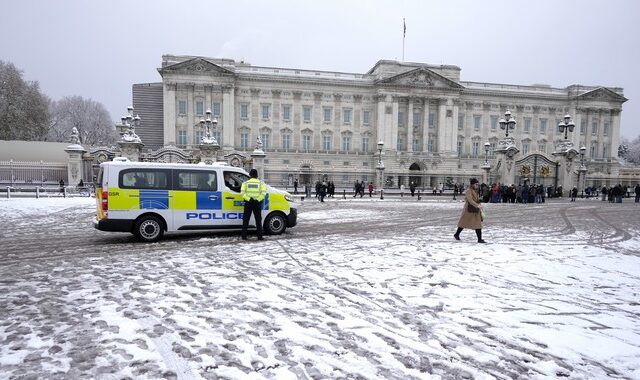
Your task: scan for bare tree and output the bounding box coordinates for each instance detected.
[48,96,117,146]
[625,136,640,165]
[0,60,50,140]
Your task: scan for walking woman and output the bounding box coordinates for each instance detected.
[454,178,486,243]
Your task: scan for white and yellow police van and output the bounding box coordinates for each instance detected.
[94,159,297,242]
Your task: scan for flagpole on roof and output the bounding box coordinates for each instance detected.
[402,18,406,61]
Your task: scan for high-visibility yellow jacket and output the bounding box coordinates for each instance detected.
[241,178,267,202]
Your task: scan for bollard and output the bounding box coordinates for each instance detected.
[418,190,421,201]
[6,186,10,199]
[342,189,346,199]
[380,189,384,200]
[36,187,40,199]
[63,186,67,198]
[453,191,456,200]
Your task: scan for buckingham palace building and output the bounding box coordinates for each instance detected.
[131,54,630,190]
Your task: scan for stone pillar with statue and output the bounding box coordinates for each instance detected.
[117,106,144,162]
[250,136,266,179]
[552,140,579,194]
[65,127,87,187]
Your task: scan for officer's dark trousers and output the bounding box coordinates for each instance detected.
[242,199,263,238]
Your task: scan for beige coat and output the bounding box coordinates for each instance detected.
[457,187,482,229]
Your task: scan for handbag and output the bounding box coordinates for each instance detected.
[467,203,479,213]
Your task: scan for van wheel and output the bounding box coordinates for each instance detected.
[264,213,287,235]
[134,215,164,242]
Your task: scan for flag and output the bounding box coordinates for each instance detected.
[403,18,406,38]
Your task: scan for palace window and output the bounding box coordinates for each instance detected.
[473,115,481,130]
[282,105,291,121]
[363,110,371,125]
[413,112,421,127]
[490,116,498,131]
[524,118,531,133]
[240,132,248,149]
[539,119,547,134]
[323,107,332,123]
[458,114,464,130]
[260,132,270,149]
[603,122,609,136]
[303,106,312,122]
[472,141,479,157]
[282,134,290,151]
[261,104,270,120]
[580,120,586,134]
[397,137,404,151]
[428,138,434,152]
[194,130,203,144]
[522,142,529,155]
[212,102,221,117]
[196,100,204,116]
[343,109,352,124]
[342,135,351,151]
[429,112,435,127]
[412,139,420,151]
[323,135,332,150]
[214,131,221,145]
[178,130,187,146]
[361,136,369,152]
[240,103,249,119]
[398,111,404,126]
[538,143,546,153]
[302,134,312,151]
[457,140,463,156]
[178,100,187,115]
[592,121,598,135]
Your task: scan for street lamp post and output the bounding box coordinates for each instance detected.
[499,110,516,138]
[481,142,491,184]
[578,146,587,197]
[377,140,384,200]
[558,114,575,140]
[199,109,219,146]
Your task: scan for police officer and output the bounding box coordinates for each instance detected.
[241,168,267,240]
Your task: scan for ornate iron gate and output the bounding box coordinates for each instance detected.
[514,154,559,187]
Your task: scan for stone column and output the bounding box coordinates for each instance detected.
[187,83,195,146]
[610,108,621,160]
[436,98,447,154]
[163,82,177,145]
[391,96,400,152]
[422,98,430,153]
[375,94,387,148]
[65,143,86,187]
[407,97,414,152]
[221,85,235,151]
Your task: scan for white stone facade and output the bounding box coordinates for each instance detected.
[157,55,628,189]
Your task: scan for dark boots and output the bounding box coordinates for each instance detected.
[454,227,487,243]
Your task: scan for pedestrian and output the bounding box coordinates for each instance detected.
[368,182,374,197]
[241,168,267,241]
[410,181,416,197]
[453,178,486,243]
[318,180,327,202]
[78,179,84,188]
[293,179,298,194]
[400,183,405,197]
[59,179,65,194]
[570,186,578,202]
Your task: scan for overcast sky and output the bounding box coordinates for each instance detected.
[2,0,639,139]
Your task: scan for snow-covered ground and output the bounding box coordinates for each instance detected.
[0,196,639,379]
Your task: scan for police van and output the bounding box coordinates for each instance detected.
[94,159,297,242]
